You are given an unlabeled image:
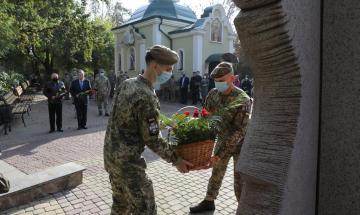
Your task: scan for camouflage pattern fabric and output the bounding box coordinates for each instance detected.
[203,86,251,201]
[104,75,179,214]
[204,87,251,159]
[0,173,10,194]
[94,74,111,114]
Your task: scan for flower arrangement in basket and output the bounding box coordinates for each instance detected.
[160,107,220,170]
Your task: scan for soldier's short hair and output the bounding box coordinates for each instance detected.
[210,62,234,79]
[145,45,178,66]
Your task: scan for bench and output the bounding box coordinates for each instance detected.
[1,91,30,129]
[14,86,33,111]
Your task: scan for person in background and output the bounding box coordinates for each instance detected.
[190,71,202,105]
[70,69,92,130]
[43,73,66,133]
[178,72,189,104]
[169,75,177,102]
[233,75,241,88]
[200,74,209,105]
[63,72,72,100]
[94,69,111,116]
[241,75,253,97]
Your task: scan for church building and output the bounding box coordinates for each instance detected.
[112,0,237,78]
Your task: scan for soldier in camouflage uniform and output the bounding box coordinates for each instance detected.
[190,62,251,213]
[104,45,193,215]
[94,69,111,116]
[0,173,10,194]
[108,70,116,98]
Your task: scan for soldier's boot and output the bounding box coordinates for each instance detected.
[105,113,110,117]
[189,200,215,213]
[98,110,103,116]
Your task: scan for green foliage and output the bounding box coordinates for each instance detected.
[0,71,25,93]
[0,1,17,57]
[0,0,122,76]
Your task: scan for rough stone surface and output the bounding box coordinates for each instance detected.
[233,0,301,214]
[319,1,360,214]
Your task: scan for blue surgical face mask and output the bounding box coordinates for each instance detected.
[156,71,172,85]
[215,81,229,92]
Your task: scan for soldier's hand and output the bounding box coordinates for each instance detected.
[175,158,193,173]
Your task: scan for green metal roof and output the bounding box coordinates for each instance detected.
[124,0,197,25]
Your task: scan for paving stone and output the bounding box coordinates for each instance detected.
[1,98,237,215]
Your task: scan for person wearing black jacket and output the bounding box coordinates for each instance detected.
[70,69,92,130]
[178,72,189,104]
[43,73,66,133]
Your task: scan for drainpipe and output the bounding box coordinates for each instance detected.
[159,17,173,49]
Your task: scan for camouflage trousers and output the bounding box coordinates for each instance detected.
[205,151,242,202]
[96,94,109,114]
[107,159,157,215]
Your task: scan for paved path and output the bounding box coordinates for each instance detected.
[0,95,237,215]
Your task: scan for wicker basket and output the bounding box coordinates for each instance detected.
[176,140,215,170]
[172,106,215,170]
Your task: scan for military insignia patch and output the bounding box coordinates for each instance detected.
[148,118,159,136]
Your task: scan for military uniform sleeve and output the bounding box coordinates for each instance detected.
[214,99,251,159]
[137,100,179,164]
[203,89,217,113]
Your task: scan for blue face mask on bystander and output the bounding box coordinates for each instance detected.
[215,81,229,92]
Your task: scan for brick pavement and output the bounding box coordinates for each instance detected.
[0,95,237,215]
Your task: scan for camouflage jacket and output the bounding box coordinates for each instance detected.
[0,173,10,194]
[94,75,111,96]
[204,87,251,159]
[104,75,179,170]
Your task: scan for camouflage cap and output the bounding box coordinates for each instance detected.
[147,45,179,65]
[210,62,234,78]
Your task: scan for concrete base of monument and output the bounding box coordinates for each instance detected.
[0,161,85,211]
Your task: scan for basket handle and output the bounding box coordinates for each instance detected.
[175,106,200,115]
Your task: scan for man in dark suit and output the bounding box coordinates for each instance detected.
[190,71,202,105]
[43,73,66,133]
[178,72,189,104]
[70,69,92,130]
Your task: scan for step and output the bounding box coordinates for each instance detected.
[0,162,85,211]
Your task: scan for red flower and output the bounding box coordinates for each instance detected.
[193,109,199,118]
[201,108,209,117]
[184,111,190,116]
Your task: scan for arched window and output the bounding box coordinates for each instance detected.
[129,47,135,70]
[178,49,184,71]
[211,18,222,42]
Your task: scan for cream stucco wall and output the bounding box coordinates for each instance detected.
[172,36,193,79]
[138,25,153,47]
[202,22,230,63]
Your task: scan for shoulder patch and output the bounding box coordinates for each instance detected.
[148,118,159,136]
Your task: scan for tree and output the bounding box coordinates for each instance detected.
[0,1,17,58]
[90,18,114,72]
[186,0,239,20]
[10,0,94,75]
[107,2,131,27]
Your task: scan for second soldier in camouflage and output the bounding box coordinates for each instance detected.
[190,62,251,213]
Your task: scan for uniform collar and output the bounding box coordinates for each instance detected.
[138,75,153,90]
